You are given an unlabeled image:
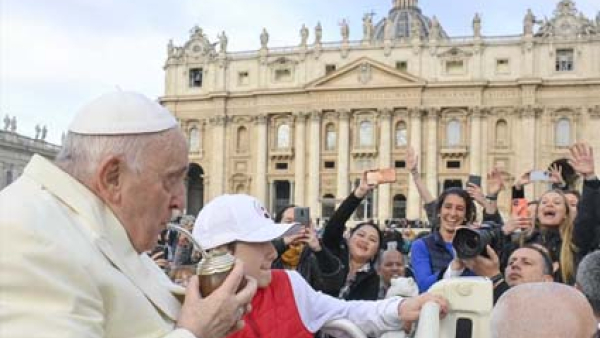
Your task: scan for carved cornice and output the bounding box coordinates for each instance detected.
[209,115,228,126]
[427,107,441,120]
[469,106,484,119]
[589,105,600,119]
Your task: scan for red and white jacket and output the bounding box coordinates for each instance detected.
[228,270,404,338]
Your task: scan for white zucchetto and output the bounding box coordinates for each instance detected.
[68,91,177,135]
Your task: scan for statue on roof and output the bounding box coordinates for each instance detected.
[218,31,228,53]
[167,39,174,56]
[315,22,323,44]
[3,115,9,130]
[300,24,309,46]
[472,13,481,38]
[10,116,16,132]
[340,19,350,42]
[35,124,41,139]
[524,9,536,35]
[260,28,269,48]
[596,11,600,28]
[430,16,440,40]
[384,18,394,41]
[410,13,421,39]
[363,13,374,42]
[41,125,47,141]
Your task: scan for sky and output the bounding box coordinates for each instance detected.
[1,0,599,144]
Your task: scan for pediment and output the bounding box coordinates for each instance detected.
[305,57,425,90]
[438,47,473,59]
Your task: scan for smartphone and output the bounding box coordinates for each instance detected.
[467,174,482,187]
[366,168,397,185]
[511,198,529,218]
[530,170,550,181]
[294,207,310,226]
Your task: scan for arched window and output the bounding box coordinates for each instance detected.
[235,184,246,194]
[359,120,374,147]
[322,194,336,218]
[395,121,407,147]
[392,194,407,219]
[237,126,248,152]
[189,127,200,152]
[325,123,337,151]
[555,118,570,147]
[447,119,461,146]
[277,124,290,149]
[495,119,508,147]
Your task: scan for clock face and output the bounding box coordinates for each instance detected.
[192,44,202,53]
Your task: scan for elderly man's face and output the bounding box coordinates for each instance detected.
[379,250,405,286]
[120,129,188,253]
[505,248,553,287]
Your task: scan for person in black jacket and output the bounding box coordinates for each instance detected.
[321,172,383,301]
[271,205,345,296]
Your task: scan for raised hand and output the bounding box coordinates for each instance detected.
[487,168,505,196]
[548,164,565,186]
[406,146,418,174]
[466,183,485,207]
[514,171,532,190]
[569,143,595,179]
[355,170,377,198]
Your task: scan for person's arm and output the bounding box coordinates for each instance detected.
[322,172,374,251]
[512,171,531,199]
[409,238,440,293]
[286,271,447,337]
[406,146,436,204]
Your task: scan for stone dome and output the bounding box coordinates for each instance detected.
[373,0,448,41]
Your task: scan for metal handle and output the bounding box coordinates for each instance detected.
[167,223,208,260]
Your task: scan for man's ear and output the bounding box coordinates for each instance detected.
[93,156,125,204]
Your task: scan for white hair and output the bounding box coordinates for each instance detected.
[55,129,175,182]
[576,251,600,316]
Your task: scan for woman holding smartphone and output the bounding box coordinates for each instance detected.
[271,206,344,296]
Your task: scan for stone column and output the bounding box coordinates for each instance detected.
[407,107,422,219]
[480,108,489,188]
[378,108,393,221]
[253,115,268,205]
[426,108,439,196]
[469,106,483,176]
[294,112,308,206]
[308,111,321,217]
[519,106,538,198]
[209,116,227,200]
[336,109,351,201]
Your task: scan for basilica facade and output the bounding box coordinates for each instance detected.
[161,0,600,223]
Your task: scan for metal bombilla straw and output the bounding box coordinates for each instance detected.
[167,223,208,260]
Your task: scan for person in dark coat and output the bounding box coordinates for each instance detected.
[271,205,344,296]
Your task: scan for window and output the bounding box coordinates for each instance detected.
[237,126,248,153]
[446,119,461,146]
[447,161,461,169]
[555,118,571,147]
[395,121,408,147]
[395,61,408,72]
[446,60,464,75]
[238,71,249,85]
[496,59,510,74]
[275,162,288,170]
[325,64,337,75]
[325,123,337,151]
[556,49,574,72]
[359,120,374,147]
[189,68,203,87]
[322,194,336,219]
[189,127,200,152]
[277,124,290,149]
[235,184,246,194]
[392,194,407,219]
[495,120,508,147]
[324,161,336,169]
[395,161,406,169]
[443,179,463,190]
[275,68,292,81]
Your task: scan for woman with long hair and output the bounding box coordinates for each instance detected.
[410,188,477,293]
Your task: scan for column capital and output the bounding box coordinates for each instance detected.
[589,105,600,119]
[254,114,268,125]
[409,107,422,119]
[519,105,542,118]
[426,107,441,119]
[469,106,485,119]
[293,111,309,121]
[337,109,352,120]
[378,108,393,119]
[310,110,321,122]
[209,115,227,126]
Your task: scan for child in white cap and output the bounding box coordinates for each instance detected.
[192,194,449,338]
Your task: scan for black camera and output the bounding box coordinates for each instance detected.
[452,222,504,259]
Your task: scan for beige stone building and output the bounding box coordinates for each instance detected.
[161,0,600,222]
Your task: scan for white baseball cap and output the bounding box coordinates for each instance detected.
[192,194,296,250]
[69,91,178,135]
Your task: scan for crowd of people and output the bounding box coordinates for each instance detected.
[1,91,598,338]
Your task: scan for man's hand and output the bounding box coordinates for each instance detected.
[514,171,532,190]
[397,293,448,332]
[283,233,307,246]
[354,170,376,199]
[461,246,501,278]
[548,164,565,186]
[298,224,321,252]
[502,217,532,235]
[466,183,485,207]
[406,146,419,174]
[177,260,257,338]
[569,143,595,179]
